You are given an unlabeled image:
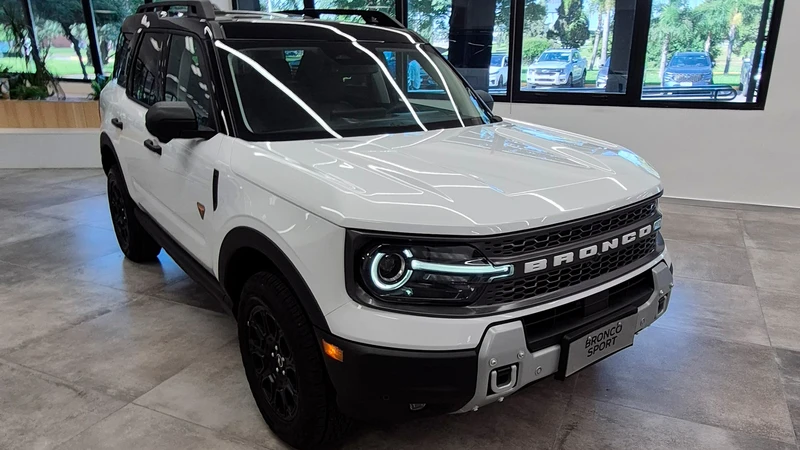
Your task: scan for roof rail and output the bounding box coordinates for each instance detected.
[277,9,405,29]
[136,0,216,20]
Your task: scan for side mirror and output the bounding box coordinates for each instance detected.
[711,61,716,67]
[476,89,494,111]
[145,101,215,143]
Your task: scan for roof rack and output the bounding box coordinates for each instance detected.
[277,9,405,29]
[136,0,217,20]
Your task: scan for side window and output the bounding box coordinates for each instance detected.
[112,32,132,87]
[129,32,168,107]
[164,34,213,127]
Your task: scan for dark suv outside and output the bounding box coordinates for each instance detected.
[662,52,714,87]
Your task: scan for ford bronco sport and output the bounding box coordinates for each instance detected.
[99,2,673,448]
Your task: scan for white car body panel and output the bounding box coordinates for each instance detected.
[325,249,669,350]
[228,119,661,236]
[102,82,665,352]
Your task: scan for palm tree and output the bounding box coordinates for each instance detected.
[599,0,613,64]
[648,0,693,81]
[587,0,603,70]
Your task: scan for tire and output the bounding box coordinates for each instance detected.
[238,272,351,449]
[498,75,504,87]
[107,166,161,262]
[566,74,573,87]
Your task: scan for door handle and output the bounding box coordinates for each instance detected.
[143,139,162,155]
[111,118,124,130]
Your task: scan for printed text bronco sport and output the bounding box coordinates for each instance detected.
[100,3,673,448]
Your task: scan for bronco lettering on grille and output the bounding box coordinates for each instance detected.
[523,223,655,274]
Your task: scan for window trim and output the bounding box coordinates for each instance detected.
[125,29,169,110]
[506,0,785,110]
[162,30,220,131]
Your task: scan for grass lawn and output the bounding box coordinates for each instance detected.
[1,47,113,79]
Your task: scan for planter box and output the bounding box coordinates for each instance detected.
[0,100,100,128]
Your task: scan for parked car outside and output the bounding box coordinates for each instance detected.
[526,49,586,88]
[596,57,611,89]
[662,52,714,87]
[489,53,508,87]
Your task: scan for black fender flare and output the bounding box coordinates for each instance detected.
[218,227,330,332]
[100,132,120,175]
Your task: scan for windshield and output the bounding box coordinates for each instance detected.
[217,40,491,141]
[669,55,710,68]
[538,52,570,62]
[490,55,503,66]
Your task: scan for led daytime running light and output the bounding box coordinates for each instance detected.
[409,260,513,277]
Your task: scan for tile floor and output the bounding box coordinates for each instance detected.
[1,169,799,450]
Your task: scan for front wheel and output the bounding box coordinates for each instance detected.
[238,272,351,449]
[498,75,504,87]
[107,166,161,262]
[566,74,573,87]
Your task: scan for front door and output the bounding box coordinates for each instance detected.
[151,33,222,269]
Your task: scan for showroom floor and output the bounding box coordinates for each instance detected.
[1,169,799,450]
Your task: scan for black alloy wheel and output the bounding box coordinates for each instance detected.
[108,173,130,251]
[247,305,300,421]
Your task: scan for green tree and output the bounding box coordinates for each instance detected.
[407,0,451,44]
[522,36,550,65]
[647,0,694,80]
[522,0,547,37]
[30,0,137,80]
[548,0,590,49]
[691,0,760,73]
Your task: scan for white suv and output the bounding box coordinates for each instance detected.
[100,3,673,449]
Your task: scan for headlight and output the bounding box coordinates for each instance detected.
[664,72,675,80]
[754,73,762,81]
[357,243,513,306]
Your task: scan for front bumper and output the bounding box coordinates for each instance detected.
[319,260,673,422]
[663,80,712,87]
[527,72,569,86]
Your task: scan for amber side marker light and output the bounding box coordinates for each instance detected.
[322,340,344,362]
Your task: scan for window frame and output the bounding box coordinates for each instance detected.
[125,30,170,109]
[162,31,219,130]
[505,0,785,110]
[4,0,780,108]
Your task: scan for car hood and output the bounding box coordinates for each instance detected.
[231,121,662,236]
[489,66,501,74]
[665,66,712,74]
[530,61,569,70]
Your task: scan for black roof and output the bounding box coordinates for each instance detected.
[121,2,424,44]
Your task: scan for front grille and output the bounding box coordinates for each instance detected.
[536,68,561,74]
[475,199,658,259]
[675,73,703,82]
[521,270,654,352]
[482,234,658,305]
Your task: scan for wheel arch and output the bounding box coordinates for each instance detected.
[219,226,330,332]
[100,132,119,175]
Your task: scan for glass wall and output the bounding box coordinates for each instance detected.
[641,0,777,104]
[1,0,36,73]
[407,0,512,96]
[29,0,92,79]
[519,0,636,94]
[94,0,144,75]
[2,0,787,108]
